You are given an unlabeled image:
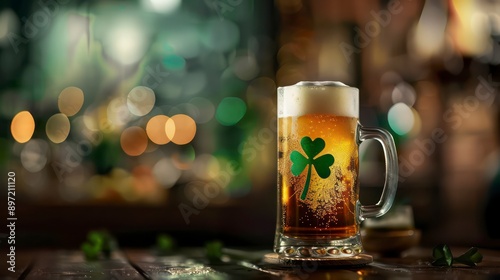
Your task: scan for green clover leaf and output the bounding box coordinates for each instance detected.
[432,244,453,267]
[290,137,334,200]
[454,247,483,266]
[431,245,483,267]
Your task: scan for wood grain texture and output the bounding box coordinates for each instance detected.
[3,247,499,279]
[24,251,144,280]
[125,249,278,280]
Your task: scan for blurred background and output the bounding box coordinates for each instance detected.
[0,0,499,249]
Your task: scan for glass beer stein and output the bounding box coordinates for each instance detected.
[275,81,398,260]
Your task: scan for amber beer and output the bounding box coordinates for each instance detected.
[279,114,359,239]
[278,81,360,240]
[274,81,398,259]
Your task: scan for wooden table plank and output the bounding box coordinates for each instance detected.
[7,247,500,279]
[125,247,500,280]
[366,247,500,280]
[209,247,500,280]
[24,250,145,280]
[258,247,500,280]
[125,249,279,280]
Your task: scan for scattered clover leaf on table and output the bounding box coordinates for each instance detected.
[81,230,115,261]
[290,136,335,200]
[432,244,483,267]
[205,240,224,262]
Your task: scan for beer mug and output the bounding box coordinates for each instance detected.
[274,81,398,259]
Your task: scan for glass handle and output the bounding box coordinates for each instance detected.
[358,126,398,219]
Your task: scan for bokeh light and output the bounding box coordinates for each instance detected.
[153,158,181,188]
[127,86,156,116]
[391,82,417,107]
[142,0,181,14]
[450,1,490,56]
[132,165,160,201]
[83,106,100,132]
[110,168,136,202]
[0,9,18,43]
[108,98,132,128]
[86,168,136,202]
[0,10,9,39]
[20,139,49,173]
[189,97,215,124]
[202,19,239,52]
[161,26,201,59]
[410,108,422,136]
[58,86,84,116]
[146,115,170,145]
[162,54,186,71]
[102,19,149,65]
[86,175,106,200]
[232,53,259,81]
[67,13,90,51]
[46,113,71,144]
[165,114,197,145]
[121,126,148,156]
[11,111,35,143]
[71,116,103,146]
[192,154,220,180]
[388,103,415,136]
[410,0,447,58]
[216,97,247,126]
[380,71,402,86]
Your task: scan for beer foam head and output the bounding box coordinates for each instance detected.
[278,81,359,118]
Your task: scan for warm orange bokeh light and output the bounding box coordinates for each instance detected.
[165,114,196,145]
[132,165,158,195]
[11,111,35,143]
[146,115,170,145]
[120,126,148,156]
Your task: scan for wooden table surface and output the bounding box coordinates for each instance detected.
[3,247,500,279]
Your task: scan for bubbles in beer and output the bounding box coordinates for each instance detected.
[279,113,359,238]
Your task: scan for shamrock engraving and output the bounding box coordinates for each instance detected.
[290,136,335,200]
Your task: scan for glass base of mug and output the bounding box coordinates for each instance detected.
[274,233,364,259]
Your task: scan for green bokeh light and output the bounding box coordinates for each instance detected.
[162,54,186,71]
[387,103,414,136]
[215,97,247,126]
[202,19,239,52]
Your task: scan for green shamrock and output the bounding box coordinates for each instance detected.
[290,136,335,200]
